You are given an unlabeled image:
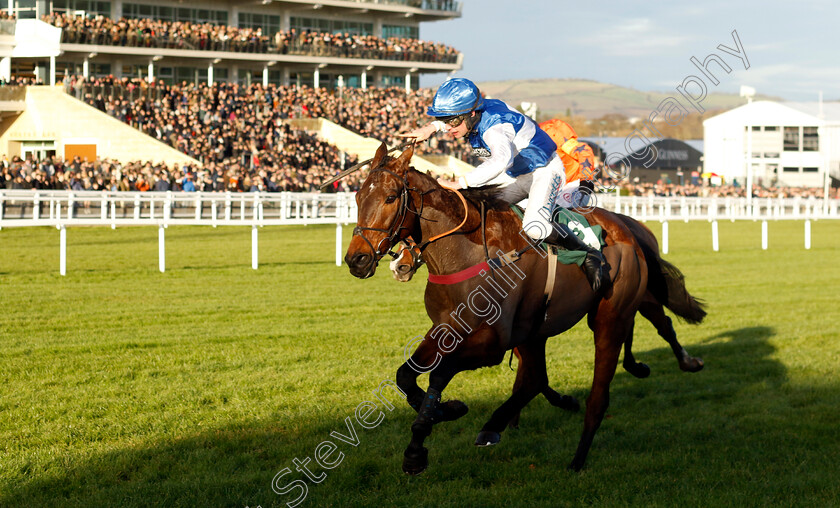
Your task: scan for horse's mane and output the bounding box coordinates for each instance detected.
[406,167,509,211]
[459,185,510,211]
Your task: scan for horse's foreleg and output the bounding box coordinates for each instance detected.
[478,339,548,445]
[396,340,470,421]
[507,345,579,430]
[402,326,501,475]
[622,318,651,378]
[402,358,461,475]
[639,301,704,372]
[569,320,626,472]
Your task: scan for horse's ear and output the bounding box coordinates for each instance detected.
[395,144,414,174]
[370,142,388,169]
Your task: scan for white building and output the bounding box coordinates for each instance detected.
[703,100,840,188]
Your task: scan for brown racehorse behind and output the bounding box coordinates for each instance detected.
[343,143,705,473]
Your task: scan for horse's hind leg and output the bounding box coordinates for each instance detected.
[622,318,651,378]
[639,300,703,372]
[569,318,627,472]
[477,339,550,445]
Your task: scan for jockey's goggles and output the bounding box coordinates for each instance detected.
[441,114,468,128]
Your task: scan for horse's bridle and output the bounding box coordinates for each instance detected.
[351,166,428,276]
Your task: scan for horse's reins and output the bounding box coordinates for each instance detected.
[319,140,415,190]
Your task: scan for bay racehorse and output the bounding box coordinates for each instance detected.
[389,216,705,428]
[343,143,705,473]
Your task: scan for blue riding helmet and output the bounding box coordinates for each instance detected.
[427,78,484,117]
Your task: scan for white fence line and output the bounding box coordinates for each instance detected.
[1,190,838,275]
[598,194,840,222]
[1,190,357,274]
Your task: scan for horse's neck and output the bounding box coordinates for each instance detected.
[410,174,485,276]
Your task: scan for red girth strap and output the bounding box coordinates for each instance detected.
[427,261,491,285]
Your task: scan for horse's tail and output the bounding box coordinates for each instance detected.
[617,214,707,324]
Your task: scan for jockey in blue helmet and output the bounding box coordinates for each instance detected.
[400,78,609,293]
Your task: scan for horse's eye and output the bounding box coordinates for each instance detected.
[385,195,398,204]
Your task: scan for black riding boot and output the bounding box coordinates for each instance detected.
[544,223,610,293]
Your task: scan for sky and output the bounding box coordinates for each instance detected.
[419,0,840,103]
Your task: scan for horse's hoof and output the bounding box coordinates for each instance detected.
[435,400,468,422]
[558,395,581,412]
[680,357,704,373]
[474,431,501,447]
[567,458,585,472]
[543,391,581,412]
[625,361,651,379]
[402,447,428,476]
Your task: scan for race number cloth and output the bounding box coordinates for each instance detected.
[513,206,606,266]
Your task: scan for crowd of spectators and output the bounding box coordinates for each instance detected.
[619,182,837,199]
[65,74,471,164]
[1,74,835,198]
[0,139,362,194]
[42,11,459,63]
[4,150,836,200]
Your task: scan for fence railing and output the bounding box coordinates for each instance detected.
[0,189,356,226]
[2,190,838,274]
[598,194,840,221]
[0,190,357,274]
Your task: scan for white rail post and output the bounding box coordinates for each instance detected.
[59,225,67,276]
[662,221,669,254]
[100,194,107,220]
[805,219,811,250]
[110,197,116,229]
[336,223,342,267]
[211,199,218,228]
[711,220,719,252]
[164,191,172,225]
[225,191,232,221]
[195,194,202,220]
[33,192,40,220]
[252,224,259,270]
[158,224,166,273]
[761,220,768,250]
[68,193,75,219]
[134,193,141,220]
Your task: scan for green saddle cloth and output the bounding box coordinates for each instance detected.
[511,206,606,266]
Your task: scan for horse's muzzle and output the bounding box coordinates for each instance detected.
[345,251,376,279]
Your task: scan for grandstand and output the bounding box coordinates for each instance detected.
[0,1,475,192]
[2,1,462,90]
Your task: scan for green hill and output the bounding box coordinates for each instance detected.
[478,78,780,120]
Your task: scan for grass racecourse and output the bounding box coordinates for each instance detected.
[1,220,839,508]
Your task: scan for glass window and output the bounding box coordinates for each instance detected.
[782,167,799,172]
[382,24,419,39]
[803,167,819,172]
[802,127,819,151]
[239,12,281,35]
[290,17,373,36]
[124,4,226,24]
[764,126,778,131]
[783,127,799,151]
